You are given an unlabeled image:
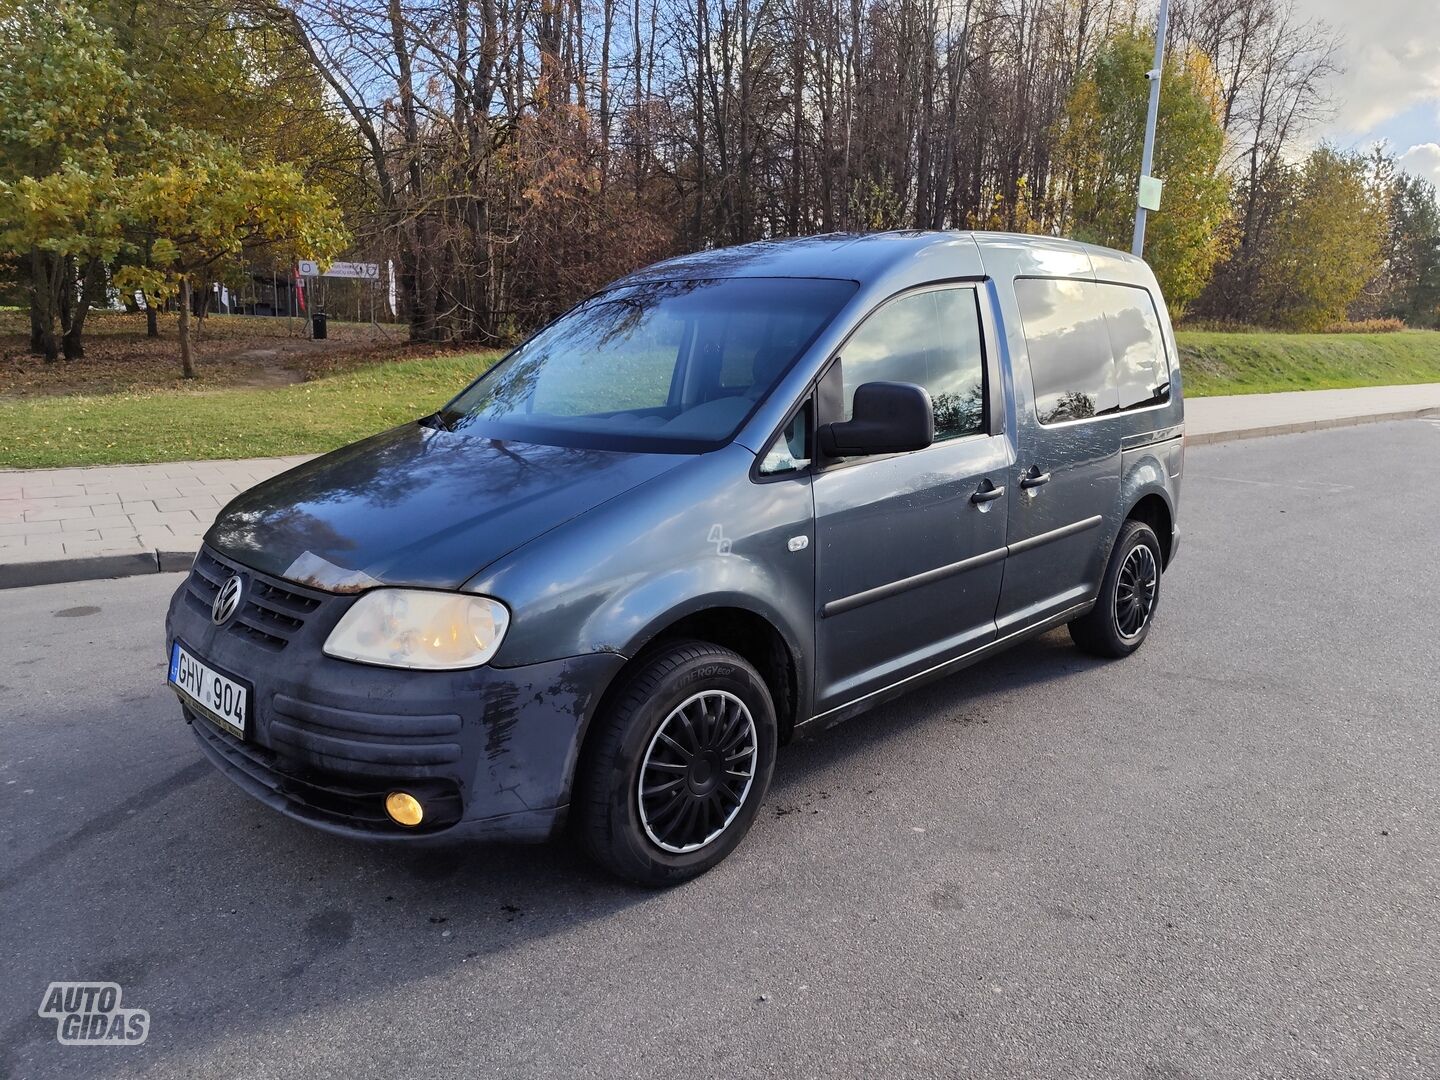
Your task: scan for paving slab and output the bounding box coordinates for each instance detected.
[1,455,310,589]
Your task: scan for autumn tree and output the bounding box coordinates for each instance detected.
[0,0,358,364]
[106,0,362,340]
[264,0,1398,339]
[1185,0,1342,323]
[14,0,1427,351]
[1059,30,1232,314]
[0,0,138,360]
[114,134,345,377]
[1378,173,1440,328]
[1250,147,1387,330]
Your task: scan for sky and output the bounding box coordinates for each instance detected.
[1306,0,1440,186]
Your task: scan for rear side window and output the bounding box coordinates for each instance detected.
[1015,277,1170,425]
[1014,278,1118,424]
[1101,284,1171,411]
[840,287,986,442]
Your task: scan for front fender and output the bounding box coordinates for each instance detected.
[467,443,816,690]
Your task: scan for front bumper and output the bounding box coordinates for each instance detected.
[166,547,626,843]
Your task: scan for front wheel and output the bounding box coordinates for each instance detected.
[574,641,777,886]
[1069,519,1163,658]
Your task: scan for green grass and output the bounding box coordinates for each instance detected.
[4,329,1440,469]
[1176,328,1440,396]
[0,352,500,469]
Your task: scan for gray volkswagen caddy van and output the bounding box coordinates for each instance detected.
[166,232,1184,885]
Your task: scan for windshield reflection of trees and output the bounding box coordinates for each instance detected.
[449,280,709,426]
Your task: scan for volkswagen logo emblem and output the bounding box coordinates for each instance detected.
[212,575,244,626]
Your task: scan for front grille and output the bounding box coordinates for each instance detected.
[185,547,327,651]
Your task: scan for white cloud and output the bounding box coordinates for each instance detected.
[1398,143,1440,187]
[1333,42,1440,135]
[1304,0,1440,138]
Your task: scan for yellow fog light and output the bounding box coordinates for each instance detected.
[385,791,424,827]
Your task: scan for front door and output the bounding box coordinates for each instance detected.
[812,285,1010,713]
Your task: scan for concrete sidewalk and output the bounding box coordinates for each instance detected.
[0,456,313,588]
[1183,382,1440,445]
[4,382,1440,589]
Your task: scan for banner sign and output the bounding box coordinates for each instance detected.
[298,260,381,280]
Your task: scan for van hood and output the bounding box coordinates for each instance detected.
[206,423,690,591]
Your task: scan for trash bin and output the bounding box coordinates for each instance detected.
[311,311,328,340]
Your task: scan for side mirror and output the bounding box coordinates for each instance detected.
[819,380,934,457]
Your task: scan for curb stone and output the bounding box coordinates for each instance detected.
[1183,405,1440,446]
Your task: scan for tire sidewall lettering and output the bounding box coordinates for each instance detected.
[680,663,736,685]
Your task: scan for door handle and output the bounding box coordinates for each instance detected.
[970,483,1006,504]
[1019,470,1051,489]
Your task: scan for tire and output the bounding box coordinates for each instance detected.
[574,640,777,887]
[1069,519,1163,659]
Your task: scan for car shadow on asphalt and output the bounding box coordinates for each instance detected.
[772,627,1105,787]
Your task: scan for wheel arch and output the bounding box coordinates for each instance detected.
[595,601,804,749]
[1125,491,1174,567]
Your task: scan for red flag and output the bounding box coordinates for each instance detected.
[294,266,307,314]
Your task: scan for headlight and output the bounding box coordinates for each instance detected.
[323,590,510,670]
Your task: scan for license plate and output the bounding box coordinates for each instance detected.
[169,642,250,738]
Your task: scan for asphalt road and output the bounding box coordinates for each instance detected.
[2,419,1438,1080]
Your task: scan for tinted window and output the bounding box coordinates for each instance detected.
[1017,277,1172,424]
[1100,283,1170,411]
[1015,278,1118,425]
[441,277,856,451]
[841,287,986,442]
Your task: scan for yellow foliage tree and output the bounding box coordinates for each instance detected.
[0,0,140,359]
[1058,31,1232,314]
[1257,148,1389,329]
[115,134,347,377]
[0,0,357,366]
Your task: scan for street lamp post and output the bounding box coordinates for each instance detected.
[1131,0,1170,257]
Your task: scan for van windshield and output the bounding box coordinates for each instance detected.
[439,277,857,452]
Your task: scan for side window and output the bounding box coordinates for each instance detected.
[1099,283,1171,411]
[840,287,986,442]
[1014,278,1118,425]
[759,401,811,475]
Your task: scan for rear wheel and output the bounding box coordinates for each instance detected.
[574,641,777,886]
[1069,519,1163,658]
